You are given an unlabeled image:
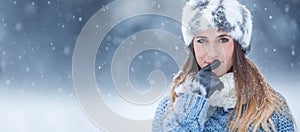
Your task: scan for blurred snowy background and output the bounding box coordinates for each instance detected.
[0,0,299,131]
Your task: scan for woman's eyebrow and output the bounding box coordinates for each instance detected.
[195,36,208,39]
[217,34,231,38]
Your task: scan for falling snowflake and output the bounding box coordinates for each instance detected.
[174,46,179,50]
[78,17,82,22]
[63,46,70,55]
[291,50,295,56]
[290,62,294,67]
[131,34,137,41]
[138,55,143,59]
[269,15,272,20]
[26,67,30,72]
[15,22,22,31]
[130,67,135,72]
[6,80,11,84]
[284,4,290,13]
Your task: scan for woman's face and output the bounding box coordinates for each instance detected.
[193,28,234,76]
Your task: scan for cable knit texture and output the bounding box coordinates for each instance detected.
[152,96,295,132]
[152,73,295,132]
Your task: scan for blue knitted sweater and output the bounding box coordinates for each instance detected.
[152,94,295,132]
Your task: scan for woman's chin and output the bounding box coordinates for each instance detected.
[213,69,226,77]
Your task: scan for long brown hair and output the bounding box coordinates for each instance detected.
[170,40,295,131]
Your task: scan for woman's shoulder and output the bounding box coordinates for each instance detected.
[272,89,290,107]
[267,83,287,100]
[270,90,296,131]
[270,88,292,116]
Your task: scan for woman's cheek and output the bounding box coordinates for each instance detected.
[224,43,234,71]
[194,48,206,68]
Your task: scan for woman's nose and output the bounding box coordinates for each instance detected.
[204,44,220,60]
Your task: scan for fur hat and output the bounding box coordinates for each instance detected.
[181,0,252,54]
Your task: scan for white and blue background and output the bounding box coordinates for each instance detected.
[0,0,299,131]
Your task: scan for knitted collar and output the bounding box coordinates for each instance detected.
[208,72,236,111]
[174,72,237,111]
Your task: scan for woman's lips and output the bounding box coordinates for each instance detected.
[205,60,223,64]
[204,60,223,67]
[205,61,211,65]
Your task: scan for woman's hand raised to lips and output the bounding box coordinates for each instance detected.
[193,59,224,98]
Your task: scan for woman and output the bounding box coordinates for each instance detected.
[152,0,296,131]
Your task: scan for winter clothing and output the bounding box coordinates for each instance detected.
[181,0,252,54]
[192,60,224,98]
[152,73,295,132]
[175,60,224,98]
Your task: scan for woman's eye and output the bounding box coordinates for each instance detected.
[220,38,229,43]
[197,39,207,44]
